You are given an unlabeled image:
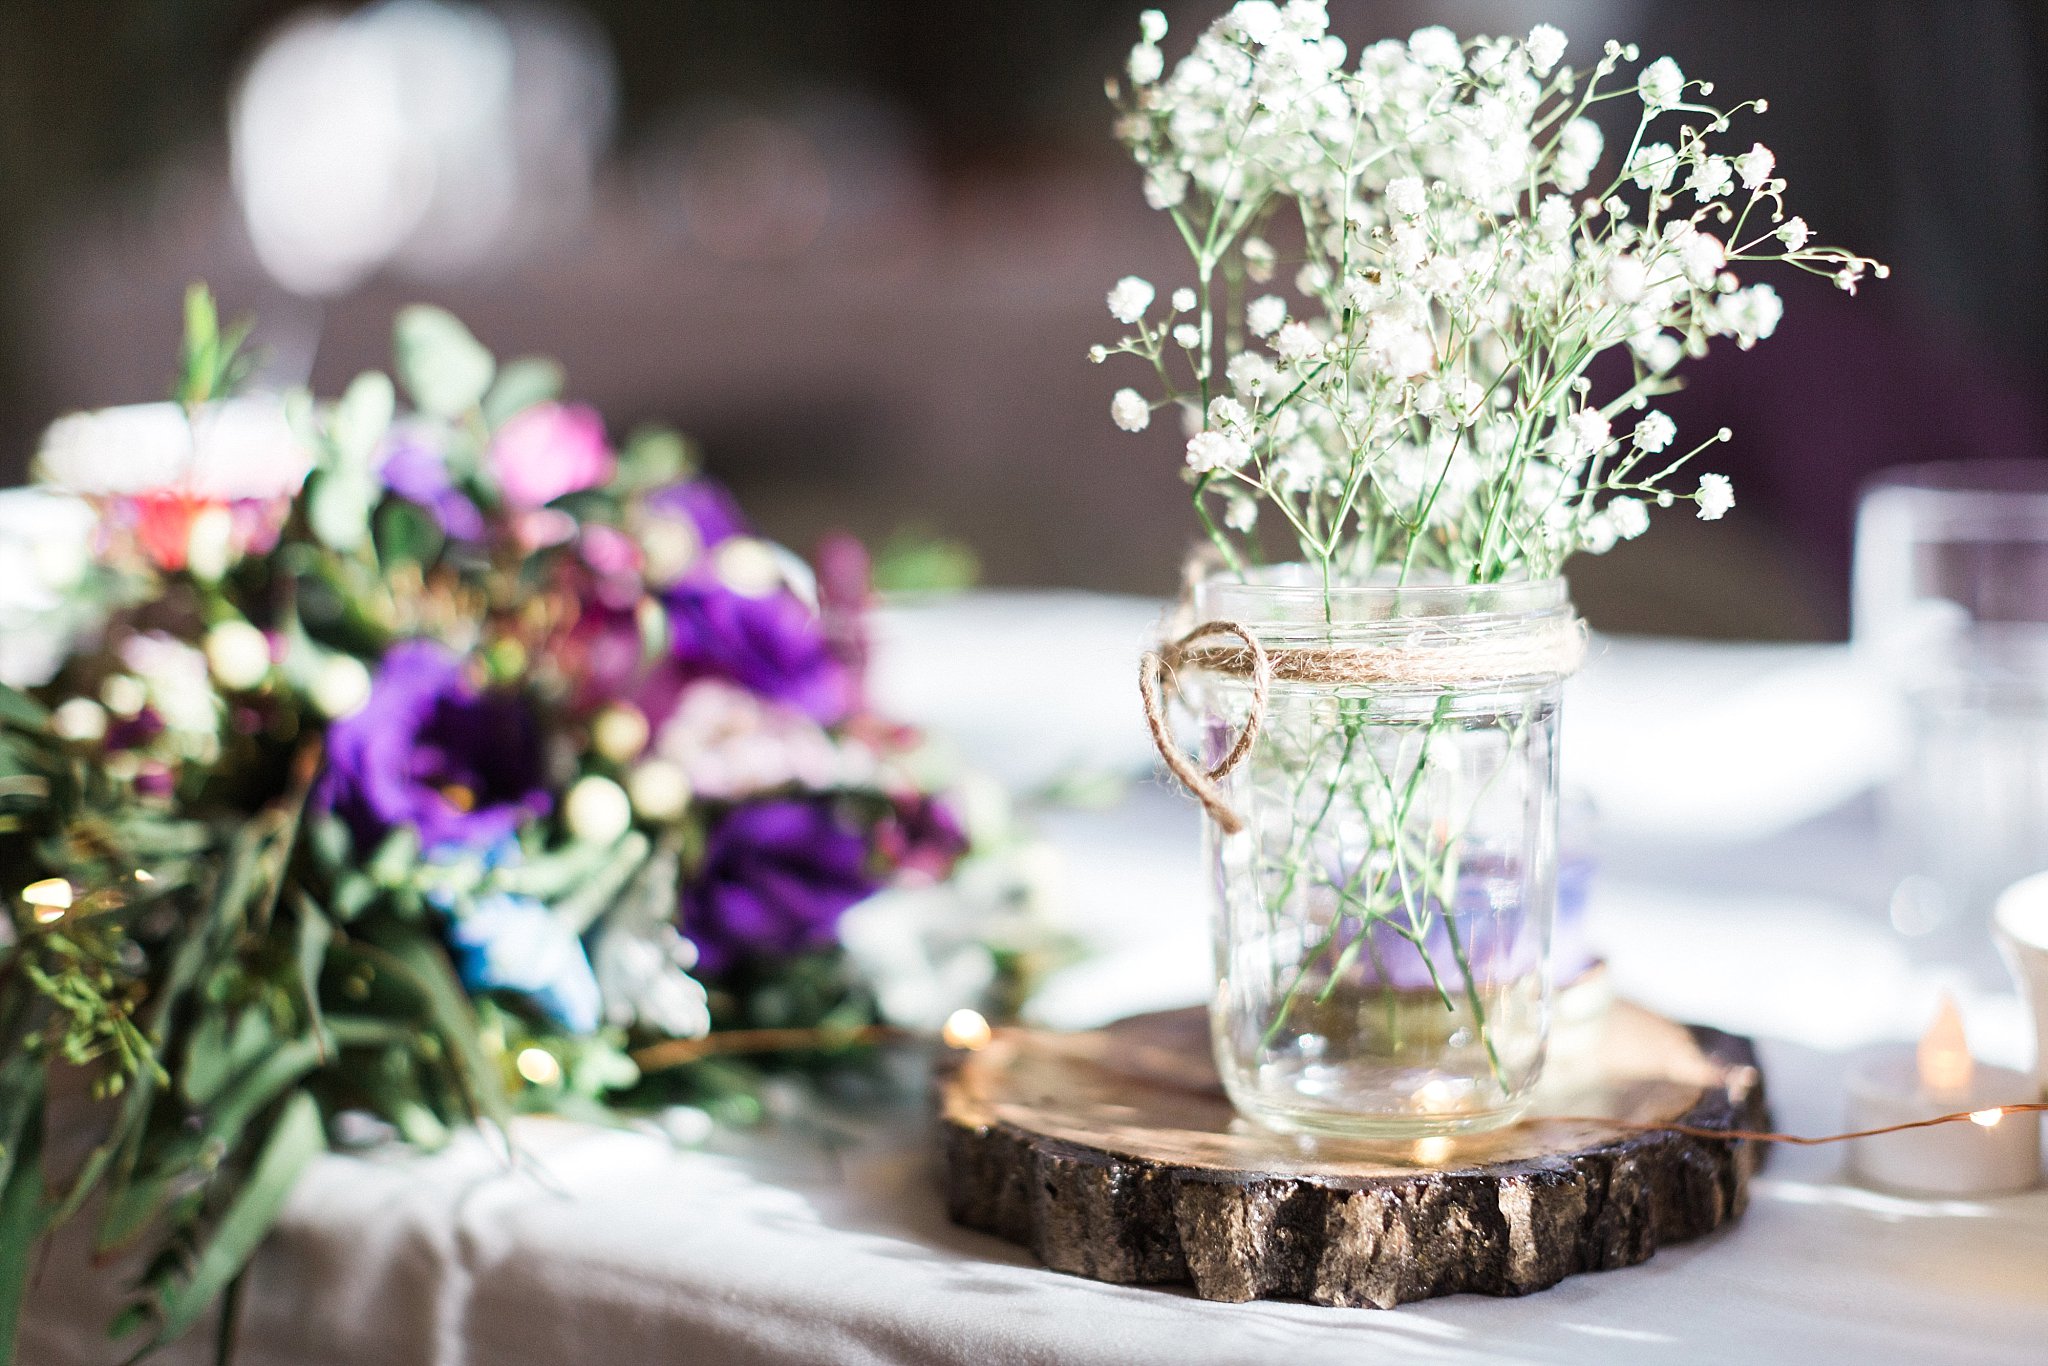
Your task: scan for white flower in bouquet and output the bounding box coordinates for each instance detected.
[37,397,312,501]
[583,847,712,1039]
[1101,8,1883,584]
[652,679,866,800]
[0,488,101,687]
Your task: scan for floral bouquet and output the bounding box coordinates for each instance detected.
[1108,6,1880,1138]
[0,290,1056,1357]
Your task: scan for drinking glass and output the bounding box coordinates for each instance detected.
[1853,460,2048,970]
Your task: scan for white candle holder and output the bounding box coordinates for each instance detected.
[1843,997,2041,1197]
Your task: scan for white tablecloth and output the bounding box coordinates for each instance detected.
[27,593,2048,1366]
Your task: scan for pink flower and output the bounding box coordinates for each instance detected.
[488,403,615,510]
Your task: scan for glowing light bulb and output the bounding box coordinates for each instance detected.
[1969,1108,2004,1129]
[22,878,73,922]
[941,1009,992,1051]
[1915,993,1973,1101]
[515,1047,562,1086]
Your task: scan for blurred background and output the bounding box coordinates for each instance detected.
[0,0,2042,638]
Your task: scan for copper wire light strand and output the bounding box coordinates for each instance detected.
[1553,1103,2048,1147]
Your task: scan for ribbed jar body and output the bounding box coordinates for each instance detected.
[1188,570,1572,1138]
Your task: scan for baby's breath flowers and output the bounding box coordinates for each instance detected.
[1098,4,1884,585]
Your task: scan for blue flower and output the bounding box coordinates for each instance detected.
[447,891,602,1035]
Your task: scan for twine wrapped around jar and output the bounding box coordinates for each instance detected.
[1140,612,1588,835]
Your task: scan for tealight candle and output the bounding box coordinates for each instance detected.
[1843,995,2041,1197]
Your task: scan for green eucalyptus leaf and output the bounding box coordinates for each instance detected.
[366,825,421,887]
[329,371,396,471]
[373,499,443,570]
[393,306,495,418]
[617,427,694,491]
[0,686,49,734]
[481,356,564,428]
[149,1089,324,1348]
[308,372,397,552]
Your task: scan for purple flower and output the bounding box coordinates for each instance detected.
[317,640,550,852]
[683,799,879,976]
[379,432,485,541]
[644,479,748,552]
[664,581,855,725]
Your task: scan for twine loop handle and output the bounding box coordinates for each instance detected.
[1139,621,1270,836]
[1140,609,1589,834]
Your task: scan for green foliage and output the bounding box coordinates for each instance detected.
[172,285,255,408]
[393,306,495,419]
[307,372,397,553]
[871,527,981,595]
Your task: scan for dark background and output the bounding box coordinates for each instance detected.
[1,0,2043,638]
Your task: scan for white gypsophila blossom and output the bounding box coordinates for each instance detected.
[1242,238,1276,282]
[1634,410,1677,453]
[1272,320,1321,363]
[1224,492,1258,532]
[1408,25,1462,70]
[1679,229,1726,287]
[1226,351,1274,398]
[1107,276,1155,324]
[1696,472,1735,520]
[1139,8,1167,43]
[1186,429,1252,473]
[1535,194,1574,240]
[1526,24,1566,74]
[1129,42,1165,84]
[1711,282,1784,348]
[1581,510,1619,555]
[1100,14,1883,580]
[1144,167,1189,209]
[1686,156,1733,202]
[37,398,313,501]
[1207,395,1251,431]
[1735,142,1776,189]
[1110,388,1152,432]
[1566,409,1612,459]
[1628,142,1680,191]
[1639,56,1684,111]
[1247,295,1287,337]
[1171,287,1198,312]
[1604,256,1648,304]
[1608,496,1651,540]
[1553,118,1604,192]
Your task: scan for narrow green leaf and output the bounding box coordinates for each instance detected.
[150,1089,323,1347]
[0,1070,44,1366]
[379,937,509,1131]
[295,901,332,1050]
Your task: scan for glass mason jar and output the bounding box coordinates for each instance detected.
[1182,569,1576,1138]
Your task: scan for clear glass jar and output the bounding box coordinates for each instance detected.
[1186,569,1574,1138]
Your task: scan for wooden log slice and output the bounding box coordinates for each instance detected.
[939,999,1767,1307]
